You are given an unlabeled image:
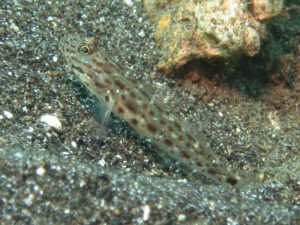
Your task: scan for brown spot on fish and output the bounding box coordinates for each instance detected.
[130,79,138,84]
[196,150,207,158]
[125,101,137,114]
[108,63,116,68]
[181,150,191,159]
[70,43,77,49]
[149,110,155,116]
[104,69,112,75]
[164,138,173,146]
[159,119,166,126]
[83,63,92,69]
[197,151,214,161]
[147,123,157,133]
[186,133,194,142]
[86,72,94,79]
[174,122,182,131]
[168,126,173,132]
[72,65,84,74]
[105,95,109,102]
[115,80,126,90]
[196,161,203,167]
[94,69,103,74]
[95,81,106,89]
[178,135,183,141]
[140,90,149,98]
[72,57,82,65]
[208,168,217,175]
[156,105,164,113]
[142,104,148,110]
[130,92,136,98]
[117,107,124,114]
[92,58,105,67]
[226,177,238,186]
[105,78,112,84]
[131,118,138,125]
[110,89,115,96]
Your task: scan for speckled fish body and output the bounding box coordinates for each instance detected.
[60,35,243,186]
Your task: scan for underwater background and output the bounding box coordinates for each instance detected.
[0,0,299,224]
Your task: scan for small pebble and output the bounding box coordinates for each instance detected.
[123,0,133,7]
[143,205,151,221]
[138,30,145,38]
[71,141,77,148]
[40,114,62,130]
[3,110,13,119]
[98,158,106,167]
[36,166,46,176]
[52,55,58,62]
[177,214,186,221]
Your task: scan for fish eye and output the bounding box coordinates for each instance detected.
[79,45,90,55]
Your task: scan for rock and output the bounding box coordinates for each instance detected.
[144,0,274,73]
[252,0,283,20]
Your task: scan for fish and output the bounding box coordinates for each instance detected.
[59,35,248,186]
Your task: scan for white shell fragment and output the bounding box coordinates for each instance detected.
[3,110,13,119]
[123,0,133,7]
[143,205,151,221]
[36,166,46,176]
[40,114,62,130]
